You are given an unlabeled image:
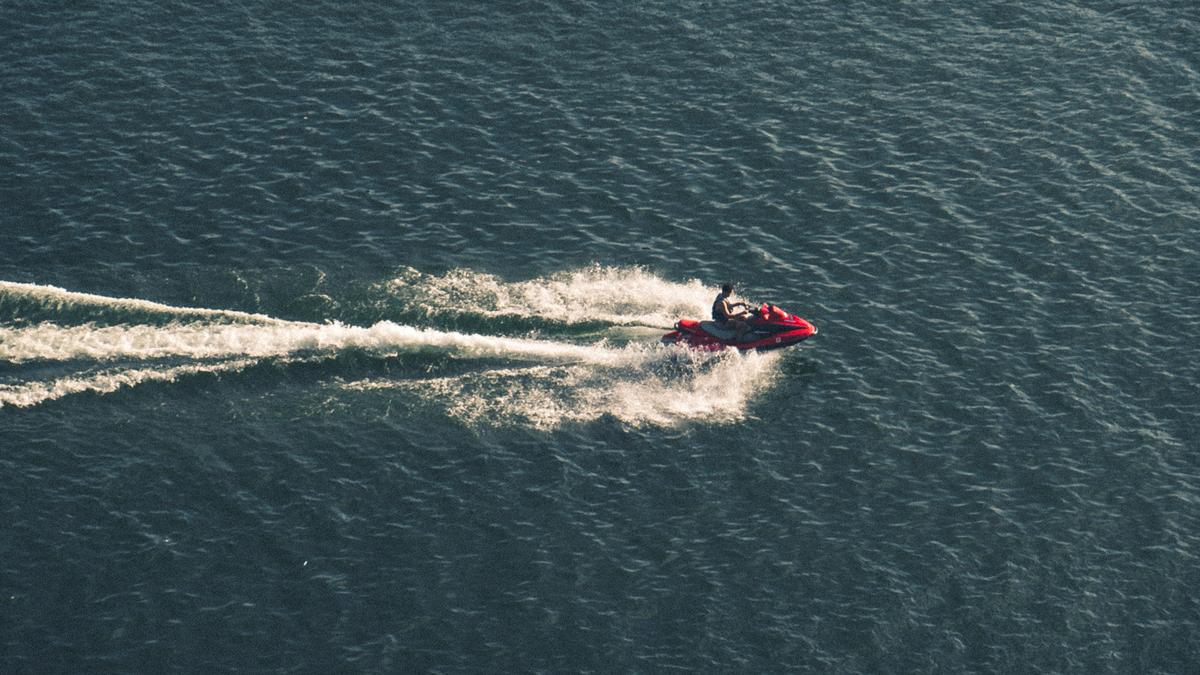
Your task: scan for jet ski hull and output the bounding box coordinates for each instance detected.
[661,304,817,352]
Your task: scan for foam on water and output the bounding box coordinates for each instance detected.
[379,265,715,329]
[0,358,261,409]
[0,273,790,423]
[0,322,644,366]
[0,280,286,326]
[342,348,780,429]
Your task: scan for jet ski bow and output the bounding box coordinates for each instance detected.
[661,303,817,351]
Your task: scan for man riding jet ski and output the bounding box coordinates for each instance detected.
[661,283,817,352]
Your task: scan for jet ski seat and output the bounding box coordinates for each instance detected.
[699,321,738,340]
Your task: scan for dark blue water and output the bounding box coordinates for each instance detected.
[4,1,1199,672]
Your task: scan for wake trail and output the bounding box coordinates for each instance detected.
[340,349,783,430]
[380,265,713,329]
[0,359,262,409]
[0,321,646,366]
[0,271,791,423]
[0,280,288,325]
[0,278,674,410]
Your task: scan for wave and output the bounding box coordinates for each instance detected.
[0,358,261,409]
[340,350,782,429]
[0,280,285,326]
[0,321,649,366]
[374,264,713,329]
[0,270,794,425]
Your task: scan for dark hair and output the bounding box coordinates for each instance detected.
[721,283,734,294]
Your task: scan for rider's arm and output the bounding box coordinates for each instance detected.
[721,299,750,320]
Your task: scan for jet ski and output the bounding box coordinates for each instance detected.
[661,303,817,351]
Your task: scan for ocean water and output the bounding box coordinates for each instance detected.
[3,1,1198,672]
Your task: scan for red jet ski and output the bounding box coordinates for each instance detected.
[661,303,817,352]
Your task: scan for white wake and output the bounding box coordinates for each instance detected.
[379,264,713,328]
[1,269,792,426]
[0,321,645,366]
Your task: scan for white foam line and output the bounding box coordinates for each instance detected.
[0,281,289,325]
[336,349,781,429]
[0,358,261,409]
[385,265,714,328]
[0,321,644,366]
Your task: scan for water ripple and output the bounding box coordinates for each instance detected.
[4,0,1200,671]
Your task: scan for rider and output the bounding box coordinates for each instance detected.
[713,283,751,342]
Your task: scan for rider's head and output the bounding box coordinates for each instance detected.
[721,283,734,295]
